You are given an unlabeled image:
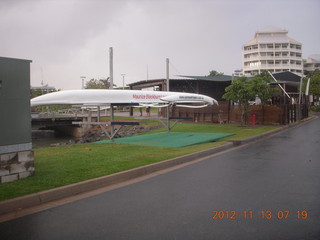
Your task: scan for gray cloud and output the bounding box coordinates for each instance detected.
[1,0,319,89]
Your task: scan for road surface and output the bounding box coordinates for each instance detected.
[1,118,320,239]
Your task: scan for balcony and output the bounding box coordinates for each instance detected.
[244,64,302,71]
[244,55,260,61]
[243,48,259,54]
[259,47,290,51]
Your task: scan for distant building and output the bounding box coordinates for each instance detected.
[233,69,243,77]
[303,54,320,75]
[243,26,303,76]
[30,85,56,92]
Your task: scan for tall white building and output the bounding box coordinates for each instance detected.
[243,26,303,76]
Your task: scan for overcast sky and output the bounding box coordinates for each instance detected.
[1,0,319,90]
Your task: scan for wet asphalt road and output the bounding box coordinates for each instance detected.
[2,118,320,240]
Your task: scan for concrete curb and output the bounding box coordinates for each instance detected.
[0,116,317,215]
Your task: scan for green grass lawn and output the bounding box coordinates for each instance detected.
[0,122,278,201]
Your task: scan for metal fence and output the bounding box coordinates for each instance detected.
[171,102,309,125]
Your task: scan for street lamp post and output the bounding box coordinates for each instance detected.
[121,74,126,90]
[80,76,86,89]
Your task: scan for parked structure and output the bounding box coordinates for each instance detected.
[243,26,303,76]
[128,75,234,101]
[0,56,34,183]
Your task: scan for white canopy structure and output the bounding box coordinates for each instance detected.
[31,89,218,138]
[31,89,218,108]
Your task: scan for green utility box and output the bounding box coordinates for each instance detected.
[0,56,34,183]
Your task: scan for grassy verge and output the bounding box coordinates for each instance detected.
[0,122,278,201]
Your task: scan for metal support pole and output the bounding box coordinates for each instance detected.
[166,106,170,132]
[166,58,169,91]
[166,58,170,131]
[111,104,115,136]
[268,71,291,100]
[109,47,113,89]
[97,106,100,122]
[299,77,303,104]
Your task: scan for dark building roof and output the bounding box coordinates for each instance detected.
[0,56,32,63]
[128,78,167,86]
[128,75,234,88]
[177,75,234,82]
[272,71,301,82]
[128,75,233,101]
[271,71,302,88]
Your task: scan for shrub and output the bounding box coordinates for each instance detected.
[310,105,320,112]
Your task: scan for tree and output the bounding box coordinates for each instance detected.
[251,71,279,104]
[302,69,320,98]
[223,77,253,124]
[208,70,224,77]
[85,78,115,89]
[223,72,279,124]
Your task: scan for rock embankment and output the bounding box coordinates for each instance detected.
[50,122,163,147]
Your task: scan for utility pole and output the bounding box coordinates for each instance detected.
[109,47,113,89]
[166,58,169,91]
[166,58,170,129]
[147,64,149,81]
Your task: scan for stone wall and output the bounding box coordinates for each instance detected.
[0,150,35,183]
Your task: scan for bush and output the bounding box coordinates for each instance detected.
[310,105,320,112]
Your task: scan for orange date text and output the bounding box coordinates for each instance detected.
[211,210,309,220]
